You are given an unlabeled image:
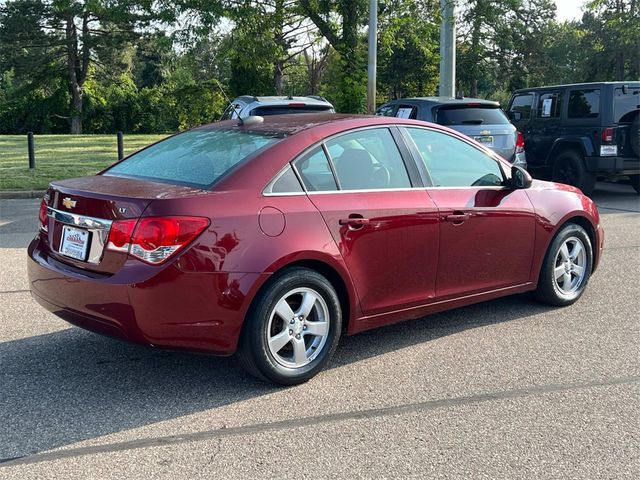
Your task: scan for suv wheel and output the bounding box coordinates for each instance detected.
[629,175,640,195]
[552,150,596,196]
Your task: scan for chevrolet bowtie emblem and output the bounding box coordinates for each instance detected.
[62,197,76,209]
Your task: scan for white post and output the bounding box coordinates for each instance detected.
[439,0,456,97]
[367,0,378,114]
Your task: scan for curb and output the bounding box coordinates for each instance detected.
[0,190,47,200]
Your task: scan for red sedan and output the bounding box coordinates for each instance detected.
[28,114,604,384]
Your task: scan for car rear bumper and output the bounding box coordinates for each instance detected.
[27,234,267,355]
[585,155,640,175]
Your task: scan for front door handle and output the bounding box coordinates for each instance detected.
[445,212,470,224]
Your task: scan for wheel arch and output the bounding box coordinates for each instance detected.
[535,213,599,286]
[547,138,594,164]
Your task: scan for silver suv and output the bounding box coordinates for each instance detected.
[376,97,527,168]
[221,95,335,120]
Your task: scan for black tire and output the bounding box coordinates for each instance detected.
[629,175,640,194]
[552,150,596,196]
[236,267,342,385]
[535,223,593,307]
[630,115,640,158]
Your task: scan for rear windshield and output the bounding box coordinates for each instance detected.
[250,105,333,116]
[436,106,509,126]
[105,129,283,188]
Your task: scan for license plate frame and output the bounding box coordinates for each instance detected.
[473,135,494,147]
[59,225,90,261]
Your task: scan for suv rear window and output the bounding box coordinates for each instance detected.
[250,105,333,116]
[105,129,283,188]
[436,106,509,125]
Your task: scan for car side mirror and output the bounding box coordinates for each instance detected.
[509,111,522,121]
[511,165,532,189]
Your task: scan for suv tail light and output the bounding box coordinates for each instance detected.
[601,127,615,144]
[39,198,48,232]
[106,216,210,265]
[515,131,525,153]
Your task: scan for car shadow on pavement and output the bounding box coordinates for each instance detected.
[0,293,555,462]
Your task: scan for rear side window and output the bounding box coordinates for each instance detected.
[294,148,338,192]
[509,94,534,119]
[326,128,411,190]
[105,129,282,188]
[395,105,418,119]
[436,107,509,125]
[568,89,600,118]
[538,93,562,119]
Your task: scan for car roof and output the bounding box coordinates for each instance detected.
[385,97,500,107]
[513,81,640,93]
[199,113,441,136]
[233,95,333,107]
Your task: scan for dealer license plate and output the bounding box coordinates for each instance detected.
[59,225,90,261]
[473,135,494,147]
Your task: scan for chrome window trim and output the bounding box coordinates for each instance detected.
[262,164,305,196]
[47,207,113,264]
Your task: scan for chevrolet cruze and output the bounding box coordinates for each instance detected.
[28,114,604,384]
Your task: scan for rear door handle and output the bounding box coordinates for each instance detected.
[339,217,370,227]
[445,212,470,224]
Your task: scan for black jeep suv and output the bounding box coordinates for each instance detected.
[507,82,640,195]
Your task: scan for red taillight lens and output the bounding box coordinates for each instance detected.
[515,131,525,153]
[106,216,209,264]
[39,198,48,231]
[601,127,614,144]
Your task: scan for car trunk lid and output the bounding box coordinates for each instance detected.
[42,175,206,274]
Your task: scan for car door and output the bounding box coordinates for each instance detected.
[293,127,440,316]
[526,90,564,168]
[402,126,536,299]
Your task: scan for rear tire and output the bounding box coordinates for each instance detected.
[535,223,593,307]
[629,175,640,194]
[236,267,342,385]
[552,150,595,196]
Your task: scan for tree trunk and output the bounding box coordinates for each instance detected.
[70,86,83,134]
[470,79,478,97]
[274,62,285,95]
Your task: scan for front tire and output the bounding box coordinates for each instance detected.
[552,150,595,196]
[535,223,593,307]
[236,267,342,385]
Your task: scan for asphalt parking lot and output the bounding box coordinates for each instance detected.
[0,183,638,479]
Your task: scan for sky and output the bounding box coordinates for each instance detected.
[555,0,586,22]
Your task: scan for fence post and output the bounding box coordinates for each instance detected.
[117,131,124,160]
[27,132,35,169]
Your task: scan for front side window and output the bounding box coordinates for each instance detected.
[568,89,600,119]
[395,105,418,119]
[538,93,562,119]
[106,129,282,188]
[326,128,411,190]
[405,127,504,187]
[375,104,397,117]
[509,94,534,120]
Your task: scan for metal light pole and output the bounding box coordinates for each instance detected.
[367,0,378,114]
[439,0,456,98]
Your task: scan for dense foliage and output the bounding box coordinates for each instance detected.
[0,0,637,134]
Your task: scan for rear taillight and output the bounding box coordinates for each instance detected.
[515,131,525,153]
[106,216,209,264]
[39,198,48,232]
[601,127,615,144]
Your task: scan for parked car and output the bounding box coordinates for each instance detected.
[29,114,603,385]
[376,96,526,168]
[220,95,334,120]
[506,82,640,195]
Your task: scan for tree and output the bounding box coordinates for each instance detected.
[0,0,153,133]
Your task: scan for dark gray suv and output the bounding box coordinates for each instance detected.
[376,97,526,168]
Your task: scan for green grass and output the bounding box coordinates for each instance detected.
[0,134,169,191]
